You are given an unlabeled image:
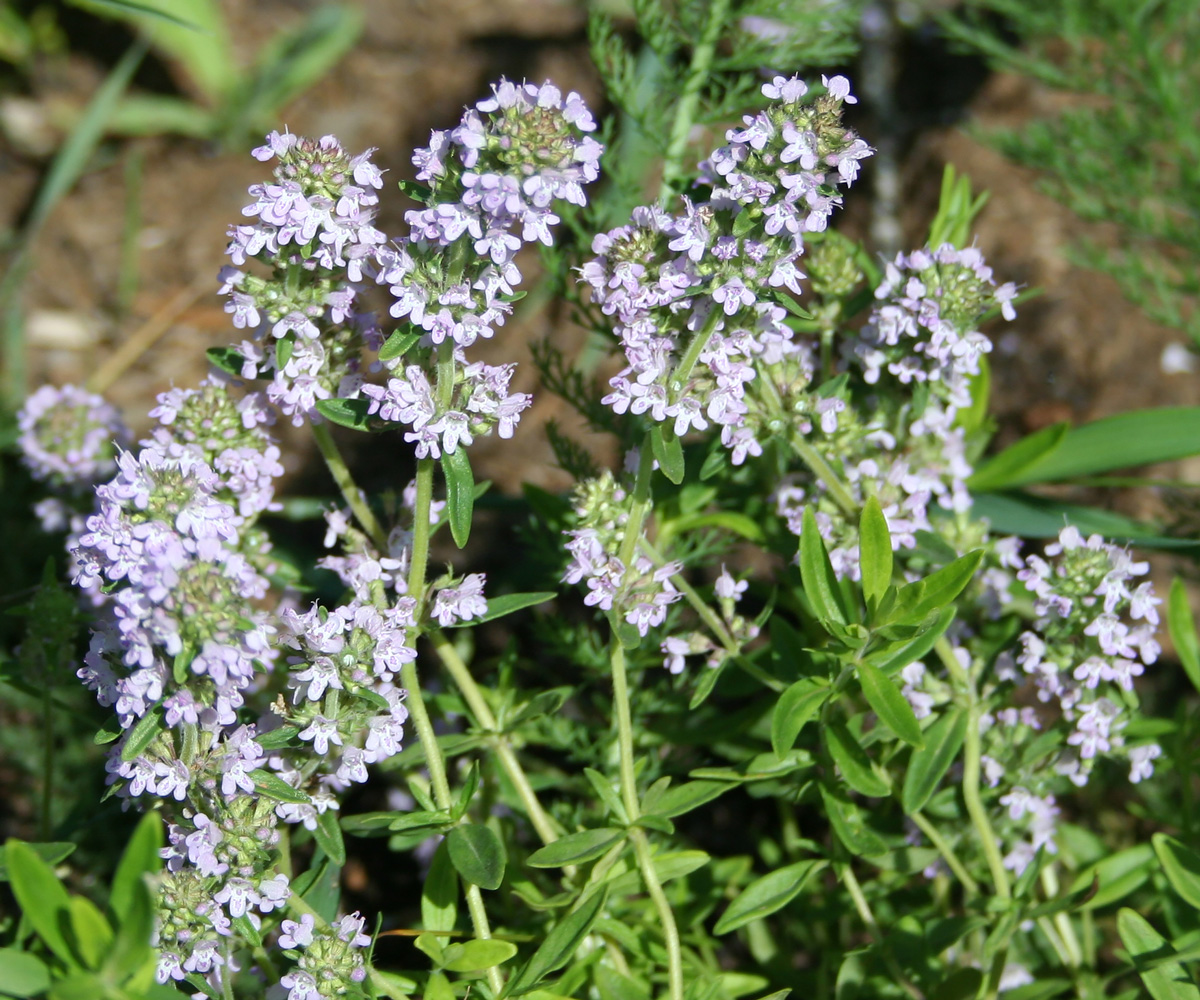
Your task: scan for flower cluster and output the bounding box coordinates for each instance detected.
[582,75,869,465]
[1012,526,1161,785]
[277,912,372,1000]
[73,379,281,734]
[17,383,131,533]
[220,132,387,425]
[848,243,1017,411]
[564,469,683,637]
[369,79,601,454]
[361,353,531,458]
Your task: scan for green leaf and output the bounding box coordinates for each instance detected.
[799,507,848,625]
[314,809,346,866]
[66,895,112,969]
[441,939,518,973]
[966,421,1069,492]
[650,425,685,484]
[0,949,50,998]
[1153,834,1200,911]
[930,969,984,1000]
[378,327,422,362]
[507,887,609,995]
[713,860,826,934]
[205,346,247,378]
[819,786,887,857]
[1070,843,1155,909]
[441,447,475,548]
[103,868,154,983]
[857,660,923,747]
[969,492,1197,549]
[247,769,311,805]
[858,496,892,610]
[902,708,968,813]
[121,704,165,761]
[447,824,505,890]
[825,722,890,797]
[423,971,454,1000]
[528,829,626,869]
[442,591,554,628]
[107,93,216,138]
[1118,908,1200,1000]
[368,968,420,1000]
[650,780,731,819]
[254,726,300,750]
[1168,579,1200,695]
[955,354,990,437]
[584,768,629,824]
[5,840,75,966]
[770,679,829,758]
[888,550,982,627]
[505,687,572,729]
[421,840,458,933]
[867,607,956,677]
[0,842,75,882]
[1013,408,1200,485]
[110,811,162,921]
[315,398,374,431]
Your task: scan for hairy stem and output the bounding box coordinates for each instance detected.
[910,810,979,896]
[311,422,388,550]
[430,630,564,847]
[630,827,685,1000]
[790,433,859,518]
[840,864,924,1000]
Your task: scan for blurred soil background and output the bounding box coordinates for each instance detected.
[2,0,1196,891]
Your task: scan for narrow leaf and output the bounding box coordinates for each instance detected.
[110,811,162,921]
[441,591,554,628]
[121,704,165,761]
[0,842,75,882]
[858,660,924,747]
[888,550,982,627]
[966,421,1069,491]
[650,425,685,484]
[314,809,346,866]
[819,786,887,857]
[247,769,311,805]
[713,860,826,934]
[1118,908,1200,1000]
[5,840,75,965]
[441,939,518,973]
[902,708,968,813]
[868,606,956,677]
[0,948,50,998]
[799,507,848,625]
[1016,408,1200,485]
[970,491,1196,549]
[1153,834,1200,911]
[315,398,374,431]
[507,887,609,995]
[825,722,889,798]
[421,840,458,933]
[770,679,830,758]
[441,447,474,549]
[205,346,247,378]
[378,327,422,361]
[447,824,505,890]
[859,496,892,609]
[1070,843,1155,909]
[1168,578,1200,695]
[527,829,626,869]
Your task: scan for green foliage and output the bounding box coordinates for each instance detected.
[945,0,1200,343]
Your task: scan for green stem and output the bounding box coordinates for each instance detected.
[840,864,924,1000]
[659,0,731,197]
[935,639,1010,903]
[311,422,388,550]
[609,641,641,820]
[909,811,979,895]
[618,444,656,571]
[1042,866,1083,968]
[409,459,435,613]
[630,827,685,1000]
[430,630,564,847]
[790,433,859,518]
